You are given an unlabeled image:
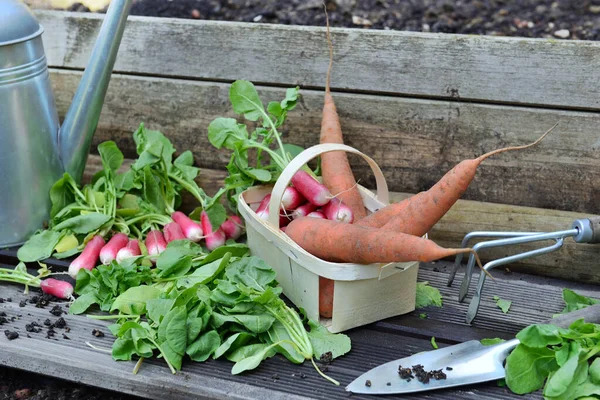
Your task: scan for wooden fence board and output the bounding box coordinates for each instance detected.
[37,10,600,110]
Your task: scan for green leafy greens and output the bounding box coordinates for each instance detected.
[503,289,600,399]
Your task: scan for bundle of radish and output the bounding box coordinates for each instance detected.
[15,123,245,281]
[0,262,73,300]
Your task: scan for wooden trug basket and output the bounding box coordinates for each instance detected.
[237,144,419,333]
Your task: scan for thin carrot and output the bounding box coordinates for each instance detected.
[319,7,367,221]
[317,8,367,318]
[357,123,558,233]
[285,217,484,267]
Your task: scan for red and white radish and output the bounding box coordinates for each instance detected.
[306,211,326,219]
[281,186,306,211]
[323,198,354,223]
[221,215,244,240]
[40,278,73,299]
[200,211,226,251]
[116,239,141,263]
[171,211,203,242]
[68,235,105,278]
[164,222,186,243]
[255,194,292,226]
[291,170,331,207]
[99,233,129,265]
[291,202,317,219]
[146,230,167,257]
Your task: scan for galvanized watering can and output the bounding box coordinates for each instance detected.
[0,0,132,246]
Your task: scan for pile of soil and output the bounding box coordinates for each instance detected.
[66,0,600,41]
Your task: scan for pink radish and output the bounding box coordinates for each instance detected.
[323,198,354,223]
[99,233,129,265]
[116,239,141,263]
[255,194,271,214]
[221,215,244,240]
[68,235,105,278]
[281,186,306,210]
[307,211,326,219]
[40,278,73,299]
[291,170,331,207]
[146,230,167,257]
[171,211,203,242]
[291,202,317,219]
[164,222,186,243]
[280,226,287,233]
[200,211,226,251]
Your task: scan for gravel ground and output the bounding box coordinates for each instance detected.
[63,0,600,41]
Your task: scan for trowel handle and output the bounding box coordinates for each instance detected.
[572,216,600,244]
[543,303,600,328]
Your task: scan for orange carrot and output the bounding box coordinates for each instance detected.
[357,123,558,233]
[317,9,367,318]
[319,8,367,221]
[285,217,483,266]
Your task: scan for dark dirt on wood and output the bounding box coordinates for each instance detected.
[65,0,600,41]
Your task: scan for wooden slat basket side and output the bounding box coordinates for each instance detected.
[237,144,420,333]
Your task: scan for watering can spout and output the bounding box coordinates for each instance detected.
[59,0,132,183]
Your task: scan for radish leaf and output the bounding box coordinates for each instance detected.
[17,230,64,262]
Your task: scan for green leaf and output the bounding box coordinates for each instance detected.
[493,295,512,314]
[282,144,304,161]
[199,244,249,266]
[69,293,98,315]
[227,343,276,363]
[431,337,438,349]
[225,256,278,292]
[205,203,227,232]
[245,168,271,182]
[186,330,221,362]
[590,358,600,384]
[505,344,558,394]
[142,166,166,213]
[52,213,112,234]
[207,118,249,150]
[160,340,183,372]
[166,307,188,356]
[544,342,581,397]
[264,321,304,364]
[232,314,276,334]
[177,254,231,288]
[415,281,443,309]
[53,247,80,259]
[98,141,124,174]
[516,324,566,348]
[17,230,64,262]
[145,298,176,324]
[307,320,351,360]
[229,80,266,122]
[49,174,75,219]
[561,289,600,313]
[231,343,278,375]
[280,87,300,111]
[110,286,162,315]
[544,360,590,400]
[480,338,506,346]
[115,169,140,191]
[214,332,255,359]
[133,123,176,166]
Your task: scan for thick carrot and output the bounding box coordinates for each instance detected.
[285,217,483,266]
[319,9,367,221]
[357,123,558,232]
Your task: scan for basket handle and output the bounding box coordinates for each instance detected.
[268,143,389,228]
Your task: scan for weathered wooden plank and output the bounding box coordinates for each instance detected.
[37,10,600,110]
[52,69,600,213]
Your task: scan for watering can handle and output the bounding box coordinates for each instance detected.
[572,216,600,244]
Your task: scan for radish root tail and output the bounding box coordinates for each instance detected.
[477,122,559,162]
[450,248,494,281]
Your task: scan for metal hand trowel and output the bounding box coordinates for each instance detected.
[346,303,600,395]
